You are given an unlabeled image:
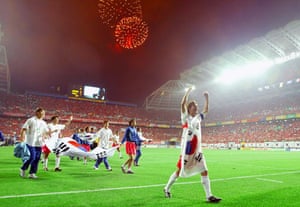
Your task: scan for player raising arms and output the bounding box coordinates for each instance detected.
[164,87,221,203]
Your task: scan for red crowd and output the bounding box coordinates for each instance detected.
[0,91,299,145]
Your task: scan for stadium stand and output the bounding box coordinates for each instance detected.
[0,88,299,148]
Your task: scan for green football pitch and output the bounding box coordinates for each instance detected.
[0,146,299,207]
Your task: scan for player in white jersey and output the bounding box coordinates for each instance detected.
[112,130,123,159]
[42,115,72,171]
[94,120,113,171]
[134,127,152,166]
[19,107,50,179]
[164,87,221,203]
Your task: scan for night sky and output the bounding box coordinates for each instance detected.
[0,0,300,105]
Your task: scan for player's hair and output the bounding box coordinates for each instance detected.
[129,119,136,126]
[187,101,198,114]
[50,115,59,121]
[35,107,44,113]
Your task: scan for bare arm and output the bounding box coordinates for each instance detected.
[181,87,193,113]
[65,115,73,126]
[19,128,26,142]
[202,91,209,114]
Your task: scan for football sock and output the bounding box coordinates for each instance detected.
[55,156,60,168]
[201,176,212,198]
[165,172,178,191]
[44,158,48,168]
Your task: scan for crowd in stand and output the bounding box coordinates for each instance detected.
[203,119,300,144]
[0,92,180,145]
[208,93,300,122]
[0,91,300,146]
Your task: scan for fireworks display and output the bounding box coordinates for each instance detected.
[98,0,143,28]
[98,0,149,49]
[114,16,149,49]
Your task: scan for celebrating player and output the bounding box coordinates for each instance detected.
[112,130,123,159]
[164,87,221,203]
[93,120,113,171]
[134,127,152,166]
[19,107,50,179]
[121,119,139,174]
[42,115,72,171]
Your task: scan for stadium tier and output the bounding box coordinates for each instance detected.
[0,90,299,147]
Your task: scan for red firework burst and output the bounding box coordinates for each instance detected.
[98,0,142,28]
[114,16,149,49]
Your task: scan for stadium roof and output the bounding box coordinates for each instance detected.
[144,20,300,111]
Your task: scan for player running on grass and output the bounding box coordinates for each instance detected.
[164,87,221,203]
[19,107,50,179]
[93,120,113,171]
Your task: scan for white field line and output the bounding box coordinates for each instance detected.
[0,170,299,199]
[208,160,296,171]
[256,178,283,183]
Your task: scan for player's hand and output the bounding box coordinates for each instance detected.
[203,91,209,97]
[187,87,193,93]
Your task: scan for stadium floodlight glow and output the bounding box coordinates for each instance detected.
[215,60,274,85]
[215,52,300,85]
[274,52,300,64]
[184,85,195,91]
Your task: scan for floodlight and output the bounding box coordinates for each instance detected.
[215,60,274,85]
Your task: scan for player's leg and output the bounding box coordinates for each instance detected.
[122,142,135,174]
[42,145,51,171]
[200,158,221,203]
[43,152,49,171]
[164,169,179,198]
[29,146,42,178]
[54,154,62,172]
[201,170,212,199]
[117,147,123,158]
[94,157,103,170]
[103,157,112,171]
[164,155,184,198]
[134,149,141,166]
[20,144,34,177]
[83,156,87,165]
[121,143,130,173]
[126,154,134,173]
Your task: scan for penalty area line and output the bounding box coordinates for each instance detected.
[1,170,299,199]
